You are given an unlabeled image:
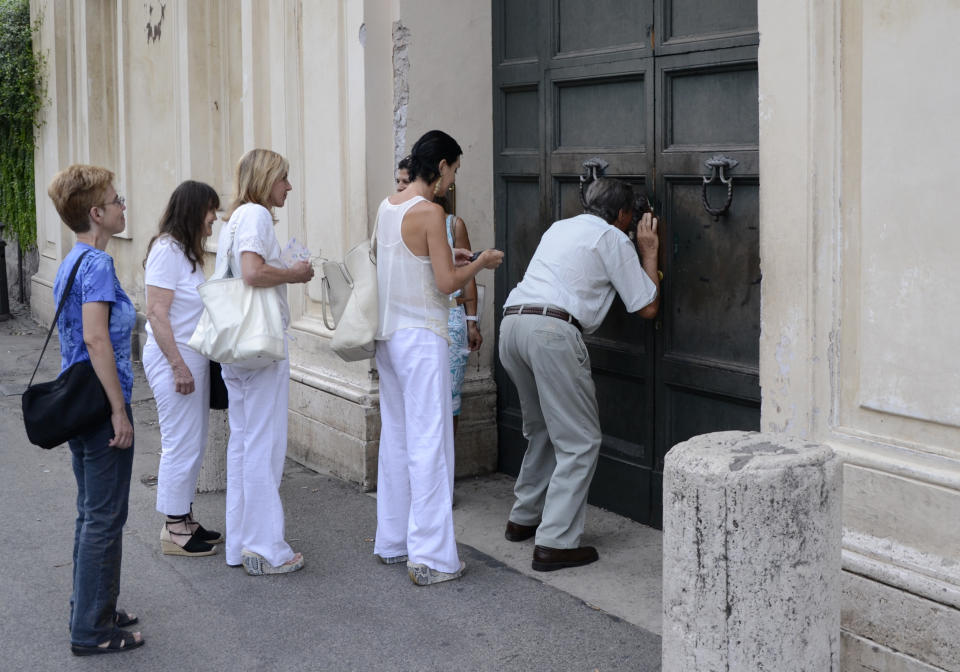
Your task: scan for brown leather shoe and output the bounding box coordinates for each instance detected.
[505,520,539,542]
[531,545,599,572]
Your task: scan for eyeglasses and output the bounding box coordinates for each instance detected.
[98,195,126,208]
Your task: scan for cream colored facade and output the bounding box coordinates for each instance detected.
[30,0,499,488]
[30,1,958,669]
[760,2,960,669]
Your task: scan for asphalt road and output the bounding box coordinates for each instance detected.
[0,305,661,671]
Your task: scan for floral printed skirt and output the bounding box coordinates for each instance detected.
[448,306,470,416]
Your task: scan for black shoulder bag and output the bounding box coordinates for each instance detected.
[22,251,112,448]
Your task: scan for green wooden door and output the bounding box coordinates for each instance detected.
[493,0,760,528]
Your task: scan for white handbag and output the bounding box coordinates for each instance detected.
[188,222,286,368]
[320,220,379,361]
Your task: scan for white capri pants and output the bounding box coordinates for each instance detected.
[222,354,294,568]
[374,328,460,574]
[143,341,211,516]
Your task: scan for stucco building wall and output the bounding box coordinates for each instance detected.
[29,0,499,490]
[759,1,960,669]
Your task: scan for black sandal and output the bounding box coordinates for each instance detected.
[71,630,144,656]
[160,516,216,557]
[187,507,223,545]
[115,609,138,628]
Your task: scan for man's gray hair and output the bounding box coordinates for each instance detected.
[583,177,635,224]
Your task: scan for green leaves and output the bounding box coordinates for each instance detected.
[0,0,47,251]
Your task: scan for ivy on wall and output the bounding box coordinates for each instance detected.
[0,0,46,251]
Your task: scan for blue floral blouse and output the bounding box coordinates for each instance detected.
[53,243,137,404]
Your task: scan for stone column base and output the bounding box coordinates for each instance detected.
[197,409,228,493]
[663,430,843,671]
[285,370,497,491]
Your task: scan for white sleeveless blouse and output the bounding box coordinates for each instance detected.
[374,196,450,343]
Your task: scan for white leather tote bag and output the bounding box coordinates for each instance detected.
[188,222,286,368]
[320,220,379,361]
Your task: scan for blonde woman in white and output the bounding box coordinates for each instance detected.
[215,149,314,575]
[374,130,503,585]
[143,180,223,557]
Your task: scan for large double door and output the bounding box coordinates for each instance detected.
[493,0,760,527]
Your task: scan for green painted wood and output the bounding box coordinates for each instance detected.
[493,0,759,528]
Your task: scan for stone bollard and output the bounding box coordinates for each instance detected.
[196,409,228,493]
[662,431,842,672]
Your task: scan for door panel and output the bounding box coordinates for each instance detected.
[651,44,760,526]
[556,77,647,149]
[501,178,545,293]
[493,0,759,528]
[556,0,650,55]
[657,0,758,54]
[502,2,541,61]
[666,66,758,147]
[662,178,760,367]
[664,0,757,41]
[503,87,540,151]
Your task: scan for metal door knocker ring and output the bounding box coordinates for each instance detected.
[702,155,739,221]
[579,157,610,208]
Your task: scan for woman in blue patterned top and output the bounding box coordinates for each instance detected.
[48,165,142,655]
[434,194,482,434]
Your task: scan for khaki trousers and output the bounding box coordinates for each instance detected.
[498,313,601,549]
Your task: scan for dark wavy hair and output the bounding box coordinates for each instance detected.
[144,180,220,272]
[405,130,462,184]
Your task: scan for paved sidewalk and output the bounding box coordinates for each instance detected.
[0,305,662,671]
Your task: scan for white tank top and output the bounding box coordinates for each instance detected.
[375,195,450,343]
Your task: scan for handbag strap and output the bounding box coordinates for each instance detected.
[369,215,379,260]
[320,276,337,330]
[222,220,240,279]
[27,250,91,388]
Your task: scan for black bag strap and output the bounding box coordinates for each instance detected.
[27,250,91,388]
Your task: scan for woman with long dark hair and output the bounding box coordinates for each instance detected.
[143,180,223,557]
[374,130,503,585]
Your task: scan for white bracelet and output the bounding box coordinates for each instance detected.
[465,316,478,322]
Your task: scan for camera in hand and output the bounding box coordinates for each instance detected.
[631,194,651,225]
[628,194,653,239]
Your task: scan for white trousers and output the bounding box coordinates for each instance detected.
[222,355,293,567]
[143,341,211,516]
[374,328,460,573]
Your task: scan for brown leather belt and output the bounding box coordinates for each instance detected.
[503,305,582,332]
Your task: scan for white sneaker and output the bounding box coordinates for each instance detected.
[376,553,408,565]
[407,560,466,586]
[241,549,304,575]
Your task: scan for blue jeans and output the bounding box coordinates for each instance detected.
[68,405,134,646]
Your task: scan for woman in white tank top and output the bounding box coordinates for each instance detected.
[373,131,503,585]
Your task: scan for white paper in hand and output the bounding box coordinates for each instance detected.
[280,237,311,268]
